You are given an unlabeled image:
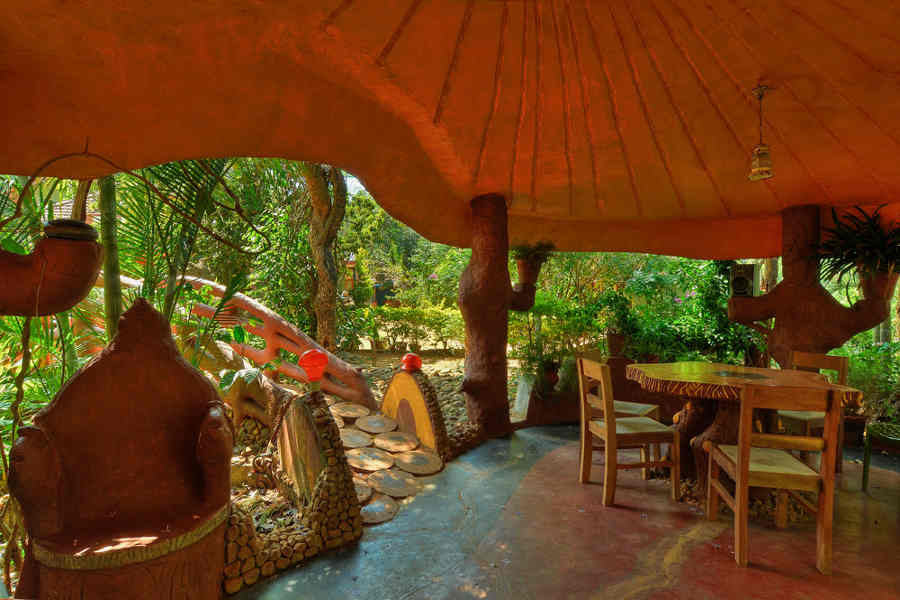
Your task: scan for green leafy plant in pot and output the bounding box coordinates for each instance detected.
[599,290,637,357]
[510,241,555,286]
[818,205,900,300]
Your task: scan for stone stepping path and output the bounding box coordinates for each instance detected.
[356,414,397,434]
[354,481,374,504]
[373,431,419,453]
[340,428,373,449]
[327,395,444,526]
[346,447,394,471]
[331,402,370,420]
[393,450,444,475]
[360,494,399,524]
[367,468,421,498]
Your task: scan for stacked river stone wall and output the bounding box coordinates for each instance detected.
[223,389,362,595]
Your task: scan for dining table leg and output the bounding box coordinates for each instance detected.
[671,397,717,479]
[689,402,742,491]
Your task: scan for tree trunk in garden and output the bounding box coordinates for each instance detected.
[730,205,898,368]
[70,179,92,221]
[300,163,346,352]
[99,175,122,340]
[458,194,547,439]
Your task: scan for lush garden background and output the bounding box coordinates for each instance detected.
[2,158,899,467]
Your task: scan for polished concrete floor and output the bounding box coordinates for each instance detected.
[242,426,900,600]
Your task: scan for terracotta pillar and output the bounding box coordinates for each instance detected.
[459,194,513,437]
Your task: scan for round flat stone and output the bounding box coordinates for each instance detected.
[331,402,370,419]
[356,414,398,434]
[360,494,398,525]
[332,414,345,428]
[345,447,395,471]
[373,431,420,453]
[341,428,373,449]
[355,481,373,504]
[393,450,443,475]
[368,468,421,498]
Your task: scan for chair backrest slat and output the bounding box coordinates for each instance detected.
[790,351,848,385]
[577,357,616,446]
[741,383,840,478]
[751,433,825,452]
[744,385,829,412]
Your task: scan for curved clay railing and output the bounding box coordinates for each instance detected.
[0,220,102,316]
[102,275,375,409]
[184,276,375,409]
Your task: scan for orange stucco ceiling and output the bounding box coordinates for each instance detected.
[2,1,900,258]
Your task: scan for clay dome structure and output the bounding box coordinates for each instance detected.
[4,2,900,598]
[3,1,900,256]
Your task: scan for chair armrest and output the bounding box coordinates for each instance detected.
[751,433,824,452]
[196,402,234,508]
[8,427,63,539]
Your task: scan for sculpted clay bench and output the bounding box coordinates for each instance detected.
[9,299,233,599]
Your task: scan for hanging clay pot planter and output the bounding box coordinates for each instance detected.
[0,219,101,316]
[515,258,543,287]
[859,269,898,301]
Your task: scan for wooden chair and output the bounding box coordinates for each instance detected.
[596,399,665,481]
[779,351,848,472]
[706,383,840,574]
[580,357,664,478]
[577,358,680,506]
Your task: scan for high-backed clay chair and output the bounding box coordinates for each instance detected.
[9,299,232,600]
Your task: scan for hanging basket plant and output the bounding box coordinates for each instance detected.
[510,242,554,285]
[818,205,900,292]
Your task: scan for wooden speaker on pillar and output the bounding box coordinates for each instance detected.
[730,263,759,297]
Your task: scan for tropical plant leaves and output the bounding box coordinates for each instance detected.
[818,205,900,283]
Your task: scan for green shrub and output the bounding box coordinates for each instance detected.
[362,305,464,352]
[833,340,900,421]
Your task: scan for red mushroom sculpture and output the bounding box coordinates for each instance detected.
[298,348,329,392]
[401,353,422,372]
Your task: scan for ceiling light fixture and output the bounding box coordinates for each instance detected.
[748,84,773,181]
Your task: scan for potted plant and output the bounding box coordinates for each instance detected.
[599,290,637,357]
[818,205,900,300]
[628,318,681,363]
[510,242,555,287]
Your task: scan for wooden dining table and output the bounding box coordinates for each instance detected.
[625,361,861,489]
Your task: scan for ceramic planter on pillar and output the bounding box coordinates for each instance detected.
[515,259,542,287]
[859,269,898,301]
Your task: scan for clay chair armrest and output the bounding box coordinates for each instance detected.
[196,402,234,508]
[8,427,63,539]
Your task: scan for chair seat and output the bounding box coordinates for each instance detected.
[778,410,825,424]
[590,416,672,440]
[717,444,820,491]
[612,400,659,417]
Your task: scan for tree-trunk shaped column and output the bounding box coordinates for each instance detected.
[730,205,897,368]
[458,194,545,439]
[712,204,898,486]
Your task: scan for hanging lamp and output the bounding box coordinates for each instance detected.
[748,84,773,181]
